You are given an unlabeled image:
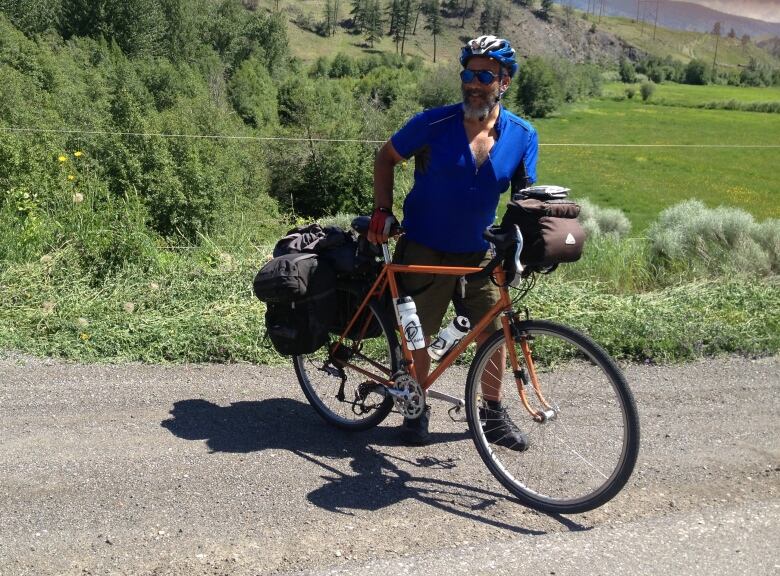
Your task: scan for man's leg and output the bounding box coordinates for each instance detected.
[456,253,529,452]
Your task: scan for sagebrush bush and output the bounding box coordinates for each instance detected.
[577,197,632,239]
[648,200,779,276]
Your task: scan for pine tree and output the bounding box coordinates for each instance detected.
[400,0,414,55]
[479,0,494,34]
[365,0,383,47]
[387,0,401,38]
[424,0,443,62]
[351,0,367,32]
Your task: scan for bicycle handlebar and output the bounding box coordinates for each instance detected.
[351,216,523,285]
[464,225,524,285]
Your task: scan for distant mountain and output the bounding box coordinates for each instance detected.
[559,0,780,39]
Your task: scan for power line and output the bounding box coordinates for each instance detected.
[0,126,778,148]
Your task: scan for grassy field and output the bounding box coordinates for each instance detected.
[602,82,780,105]
[528,98,780,231]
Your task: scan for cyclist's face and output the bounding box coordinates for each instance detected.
[461,56,508,120]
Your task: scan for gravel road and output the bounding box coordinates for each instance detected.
[1,354,778,575]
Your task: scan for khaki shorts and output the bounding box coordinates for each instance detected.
[392,236,501,337]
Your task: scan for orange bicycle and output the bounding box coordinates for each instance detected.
[293,221,640,514]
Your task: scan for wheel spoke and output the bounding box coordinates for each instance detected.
[465,320,639,514]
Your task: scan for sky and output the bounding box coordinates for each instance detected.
[680,0,780,22]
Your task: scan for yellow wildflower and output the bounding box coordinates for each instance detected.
[74,151,83,158]
[80,333,90,341]
[67,174,75,181]
[58,155,67,163]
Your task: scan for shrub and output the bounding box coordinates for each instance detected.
[625,86,636,99]
[329,52,359,78]
[684,59,711,85]
[417,64,461,109]
[577,198,632,239]
[640,81,655,102]
[618,57,636,83]
[514,56,562,118]
[648,200,779,276]
[228,56,278,129]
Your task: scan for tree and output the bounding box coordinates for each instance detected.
[323,0,340,36]
[479,0,494,33]
[399,0,414,55]
[423,0,443,62]
[727,27,736,39]
[711,21,721,73]
[514,56,562,118]
[228,57,278,130]
[741,33,751,54]
[619,56,636,83]
[684,59,711,85]
[539,0,553,18]
[351,0,367,32]
[364,0,383,47]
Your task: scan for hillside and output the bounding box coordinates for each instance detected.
[256,1,779,71]
[563,0,780,38]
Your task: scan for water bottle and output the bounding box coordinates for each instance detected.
[428,316,471,361]
[395,296,426,350]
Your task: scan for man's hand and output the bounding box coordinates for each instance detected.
[367,207,397,244]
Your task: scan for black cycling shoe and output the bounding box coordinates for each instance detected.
[400,405,431,446]
[479,403,529,452]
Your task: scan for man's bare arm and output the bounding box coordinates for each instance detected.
[369,140,404,243]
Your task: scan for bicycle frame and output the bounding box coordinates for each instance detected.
[331,240,552,421]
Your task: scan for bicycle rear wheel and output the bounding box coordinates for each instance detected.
[293,298,398,431]
[465,319,640,514]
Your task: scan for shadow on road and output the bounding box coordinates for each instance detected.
[161,397,588,535]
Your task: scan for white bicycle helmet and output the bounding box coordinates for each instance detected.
[460,35,519,77]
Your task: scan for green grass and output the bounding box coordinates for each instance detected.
[530,98,780,231]
[602,82,780,105]
[1,249,777,364]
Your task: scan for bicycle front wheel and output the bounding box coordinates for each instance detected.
[293,298,398,431]
[465,319,640,514]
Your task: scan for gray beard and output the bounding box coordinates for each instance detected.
[462,87,501,121]
[463,101,493,120]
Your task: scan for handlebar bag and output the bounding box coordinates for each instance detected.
[502,198,586,266]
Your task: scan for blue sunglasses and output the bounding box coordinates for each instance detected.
[460,69,500,85]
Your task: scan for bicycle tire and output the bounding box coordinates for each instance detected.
[293,298,398,431]
[465,319,640,514]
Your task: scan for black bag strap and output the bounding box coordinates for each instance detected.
[510,155,532,197]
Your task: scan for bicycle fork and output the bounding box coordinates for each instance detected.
[508,319,557,424]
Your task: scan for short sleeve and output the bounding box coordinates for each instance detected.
[390,111,430,159]
[523,129,539,184]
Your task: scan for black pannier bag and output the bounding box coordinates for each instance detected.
[253,252,338,356]
[253,253,323,302]
[501,197,586,266]
[265,292,337,356]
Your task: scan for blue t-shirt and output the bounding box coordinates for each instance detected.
[391,103,538,253]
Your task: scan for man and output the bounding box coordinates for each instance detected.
[368,36,539,448]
